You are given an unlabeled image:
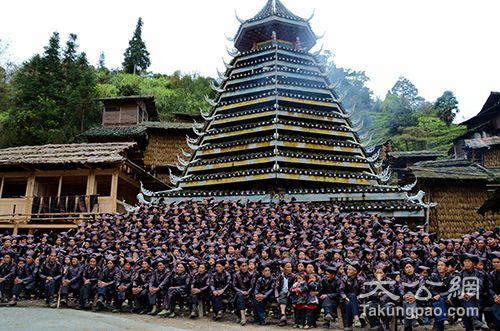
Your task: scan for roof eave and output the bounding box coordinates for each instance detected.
[234,16,316,52]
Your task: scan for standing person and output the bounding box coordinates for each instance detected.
[289,272,308,328]
[60,254,82,307]
[79,256,100,310]
[38,251,63,308]
[305,273,321,329]
[188,263,210,318]
[320,265,342,328]
[0,253,16,304]
[340,262,364,329]
[232,258,255,325]
[208,259,232,321]
[12,254,39,303]
[148,259,170,315]
[428,259,451,331]
[253,266,276,325]
[274,260,296,327]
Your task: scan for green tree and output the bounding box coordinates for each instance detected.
[434,90,459,125]
[390,76,425,109]
[0,32,98,147]
[122,18,151,74]
[381,92,417,135]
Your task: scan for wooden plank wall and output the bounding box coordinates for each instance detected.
[425,181,500,238]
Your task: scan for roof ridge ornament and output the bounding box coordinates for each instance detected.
[360,134,373,148]
[401,179,418,191]
[210,81,225,94]
[366,148,381,163]
[205,95,218,107]
[181,148,192,158]
[216,68,227,81]
[123,200,138,213]
[306,8,315,22]
[313,44,324,57]
[186,135,199,145]
[225,33,235,42]
[177,154,190,167]
[315,31,326,40]
[140,181,154,197]
[352,119,364,132]
[235,10,245,24]
[193,119,205,130]
[222,57,235,70]
[175,162,186,172]
[199,107,215,121]
[186,138,200,151]
[192,125,204,137]
[226,45,240,57]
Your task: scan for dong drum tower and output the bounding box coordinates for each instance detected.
[156,0,423,217]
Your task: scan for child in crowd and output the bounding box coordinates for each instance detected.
[290,272,308,328]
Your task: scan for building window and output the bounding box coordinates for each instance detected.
[96,175,112,197]
[117,177,138,204]
[34,177,59,197]
[1,177,27,198]
[60,176,87,196]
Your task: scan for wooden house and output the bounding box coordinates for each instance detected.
[0,142,168,234]
[408,92,500,238]
[80,96,199,184]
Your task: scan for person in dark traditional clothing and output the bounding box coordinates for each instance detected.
[232,258,255,325]
[253,266,275,325]
[113,258,134,312]
[274,260,296,327]
[305,273,320,329]
[79,256,100,310]
[148,258,170,315]
[131,258,152,314]
[290,272,308,328]
[320,265,342,328]
[188,263,210,318]
[460,253,486,331]
[364,263,399,330]
[208,259,232,321]
[340,262,364,329]
[158,262,190,318]
[0,253,16,304]
[12,254,38,303]
[60,254,82,307]
[427,259,451,331]
[400,259,421,331]
[38,251,63,308]
[96,257,118,311]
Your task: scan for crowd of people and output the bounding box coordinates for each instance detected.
[0,198,499,331]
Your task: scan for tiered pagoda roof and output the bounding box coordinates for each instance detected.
[154,0,423,217]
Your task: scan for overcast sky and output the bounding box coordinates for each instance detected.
[1,0,499,121]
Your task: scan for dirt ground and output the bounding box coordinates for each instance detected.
[0,300,472,331]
